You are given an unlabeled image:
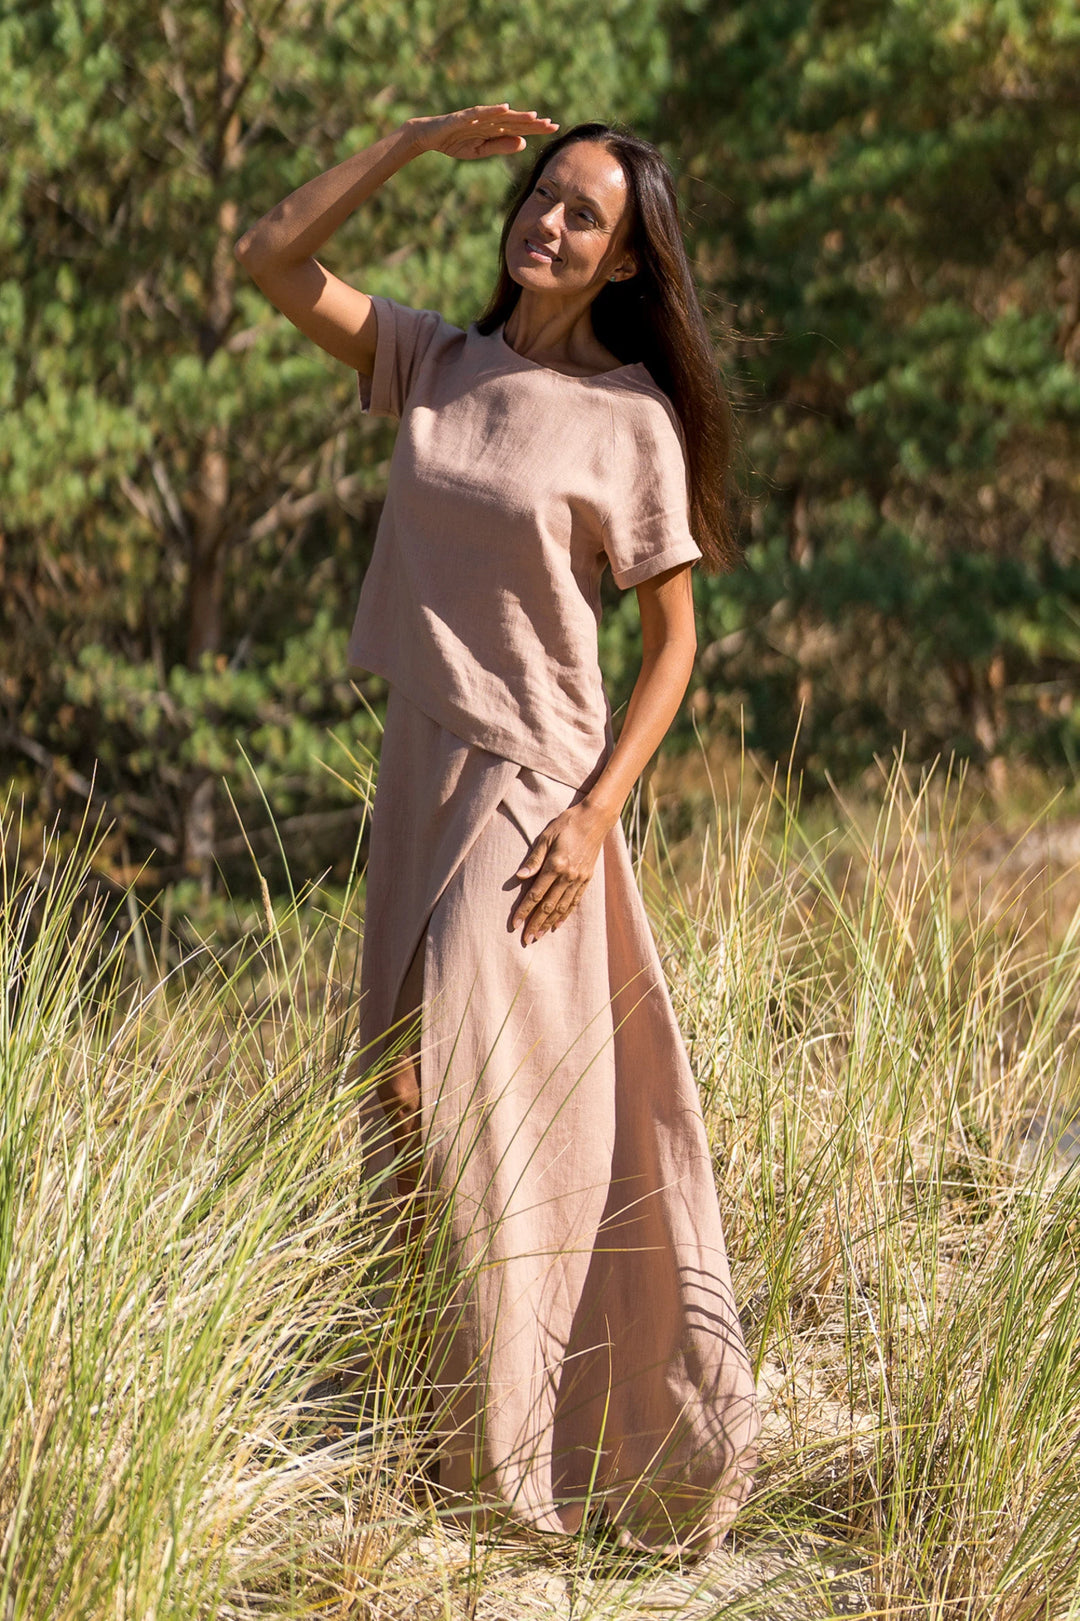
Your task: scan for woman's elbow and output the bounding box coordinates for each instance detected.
[234,227,261,268]
[234,223,280,275]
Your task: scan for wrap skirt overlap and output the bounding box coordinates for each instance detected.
[358,686,759,1549]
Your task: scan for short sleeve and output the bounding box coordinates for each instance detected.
[357,294,457,420]
[603,393,702,589]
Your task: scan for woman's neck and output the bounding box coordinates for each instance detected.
[502,292,613,373]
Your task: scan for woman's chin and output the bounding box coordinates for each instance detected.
[507,262,551,289]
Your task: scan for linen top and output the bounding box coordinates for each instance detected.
[346,294,702,788]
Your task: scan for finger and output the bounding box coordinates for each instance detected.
[515,833,550,882]
[471,107,559,130]
[540,880,586,937]
[509,840,554,928]
[472,102,555,119]
[511,869,557,934]
[451,113,557,158]
[523,879,574,944]
[548,882,585,933]
[475,135,527,156]
[511,854,566,932]
[530,882,583,941]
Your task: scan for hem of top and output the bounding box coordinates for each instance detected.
[610,540,703,591]
[346,661,612,790]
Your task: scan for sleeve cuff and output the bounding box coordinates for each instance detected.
[356,294,398,418]
[608,537,702,591]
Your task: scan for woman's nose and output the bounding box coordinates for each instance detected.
[537,201,562,231]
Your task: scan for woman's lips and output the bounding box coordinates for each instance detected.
[523,238,559,262]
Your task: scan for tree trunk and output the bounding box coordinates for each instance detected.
[948,653,1008,795]
[178,7,243,888]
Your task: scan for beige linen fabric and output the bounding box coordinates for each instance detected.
[359,691,759,1550]
[347,296,702,789]
[350,302,757,1548]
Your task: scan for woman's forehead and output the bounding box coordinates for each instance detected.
[539,144,629,211]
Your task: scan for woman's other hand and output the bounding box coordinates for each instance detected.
[511,800,612,945]
[411,104,558,161]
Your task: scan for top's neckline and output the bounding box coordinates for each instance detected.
[492,322,644,382]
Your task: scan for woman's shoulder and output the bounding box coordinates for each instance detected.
[361,295,469,419]
[371,293,467,347]
[602,369,688,457]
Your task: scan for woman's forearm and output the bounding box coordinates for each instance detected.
[583,638,696,829]
[235,106,556,272]
[233,105,555,389]
[235,121,423,270]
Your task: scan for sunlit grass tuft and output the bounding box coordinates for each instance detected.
[3,750,1080,1618]
[0,804,423,1618]
[650,752,1080,1619]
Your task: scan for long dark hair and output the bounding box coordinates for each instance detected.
[477,122,740,573]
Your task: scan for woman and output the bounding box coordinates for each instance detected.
[236,103,759,1554]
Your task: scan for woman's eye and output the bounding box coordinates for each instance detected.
[578,211,596,224]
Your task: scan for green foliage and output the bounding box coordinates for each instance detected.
[666,0,1080,785]
[0,0,669,886]
[3,0,1080,886]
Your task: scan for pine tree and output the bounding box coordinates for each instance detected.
[667,0,1080,786]
[1,0,669,888]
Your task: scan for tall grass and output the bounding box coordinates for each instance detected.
[2,754,1080,1618]
[0,802,414,1618]
[655,756,1080,1619]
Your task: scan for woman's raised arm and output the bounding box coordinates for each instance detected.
[234,105,557,373]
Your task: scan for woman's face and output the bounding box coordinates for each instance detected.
[505,140,636,297]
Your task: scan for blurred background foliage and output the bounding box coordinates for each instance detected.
[2,0,1079,907]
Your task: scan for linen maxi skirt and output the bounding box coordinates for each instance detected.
[358,687,759,1550]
